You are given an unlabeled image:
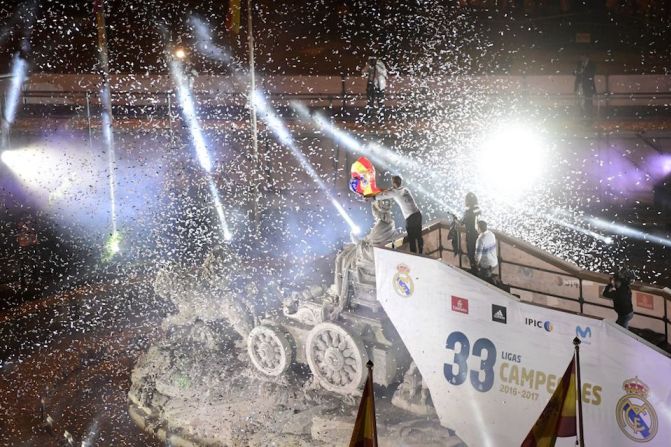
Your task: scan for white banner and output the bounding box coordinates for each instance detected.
[374,248,671,447]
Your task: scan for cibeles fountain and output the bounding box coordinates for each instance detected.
[128,200,462,446]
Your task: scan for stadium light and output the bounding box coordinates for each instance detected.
[478,123,547,199]
[1,147,56,186]
[1,149,27,174]
[174,48,187,60]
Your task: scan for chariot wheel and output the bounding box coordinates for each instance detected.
[305,322,366,394]
[247,325,293,377]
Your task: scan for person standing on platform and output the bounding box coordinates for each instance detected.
[461,192,481,274]
[602,268,635,329]
[364,55,388,121]
[574,56,596,119]
[475,220,498,282]
[371,175,423,254]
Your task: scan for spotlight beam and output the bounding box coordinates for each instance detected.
[2,3,35,149]
[254,91,360,234]
[293,103,425,173]
[94,0,120,249]
[169,59,213,172]
[190,16,241,69]
[190,22,361,235]
[588,217,671,248]
[167,54,231,240]
[543,210,613,244]
[551,208,671,248]
[208,179,233,241]
[191,15,262,229]
[3,55,27,127]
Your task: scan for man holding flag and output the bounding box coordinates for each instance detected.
[370,175,423,254]
[349,158,423,254]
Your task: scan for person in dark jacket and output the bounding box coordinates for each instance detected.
[461,192,481,274]
[574,56,596,119]
[602,269,634,329]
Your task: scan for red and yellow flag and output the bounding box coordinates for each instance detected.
[521,357,577,447]
[349,156,381,197]
[349,361,378,447]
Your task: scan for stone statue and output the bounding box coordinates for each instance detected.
[152,244,254,340]
[129,201,457,446]
[330,199,398,318]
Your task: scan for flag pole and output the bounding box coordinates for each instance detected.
[246,0,261,234]
[368,360,378,447]
[348,360,378,447]
[573,337,585,447]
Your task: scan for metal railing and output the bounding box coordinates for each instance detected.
[396,219,671,347]
[3,71,670,115]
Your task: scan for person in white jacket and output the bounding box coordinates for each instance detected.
[364,56,388,118]
[371,175,423,254]
[475,220,498,280]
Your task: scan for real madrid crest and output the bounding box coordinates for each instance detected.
[616,377,658,443]
[392,263,414,298]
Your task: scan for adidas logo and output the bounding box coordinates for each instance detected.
[492,304,507,324]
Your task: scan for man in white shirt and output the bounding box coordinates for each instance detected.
[372,175,423,254]
[364,56,388,118]
[475,220,498,280]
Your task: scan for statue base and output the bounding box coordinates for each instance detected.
[128,323,462,446]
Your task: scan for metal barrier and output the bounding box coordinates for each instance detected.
[396,219,671,347]
[14,87,671,109]
[2,72,670,120]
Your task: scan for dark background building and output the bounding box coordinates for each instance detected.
[0,0,669,76]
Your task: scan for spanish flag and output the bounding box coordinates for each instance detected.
[350,156,381,197]
[349,361,378,447]
[521,358,577,447]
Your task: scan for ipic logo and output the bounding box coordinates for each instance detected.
[525,318,553,332]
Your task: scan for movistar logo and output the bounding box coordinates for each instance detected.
[576,326,592,343]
